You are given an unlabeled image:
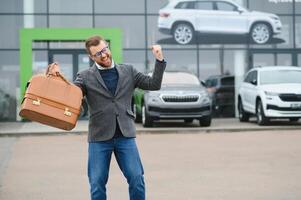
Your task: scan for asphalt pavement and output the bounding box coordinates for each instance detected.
[1,130,301,200]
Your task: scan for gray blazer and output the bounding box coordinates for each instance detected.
[74,60,166,142]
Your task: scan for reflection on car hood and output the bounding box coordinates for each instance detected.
[261,84,301,94]
[249,11,277,18]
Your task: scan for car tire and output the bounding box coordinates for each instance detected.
[238,98,250,122]
[256,99,269,125]
[250,23,272,44]
[142,104,153,127]
[289,117,299,122]
[184,119,193,123]
[172,23,194,45]
[132,102,142,123]
[199,115,211,127]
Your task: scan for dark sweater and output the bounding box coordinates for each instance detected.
[98,67,119,95]
[98,67,123,138]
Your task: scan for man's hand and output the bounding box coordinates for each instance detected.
[46,62,61,76]
[151,45,164,61]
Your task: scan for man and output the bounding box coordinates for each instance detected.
[47,35,166,200]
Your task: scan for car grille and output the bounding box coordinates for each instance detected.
[149,106,210,113]
[161,95,199,103]
[279,94,301,102]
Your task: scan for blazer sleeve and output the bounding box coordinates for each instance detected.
[73,71,87,96]
[132,59,167,90]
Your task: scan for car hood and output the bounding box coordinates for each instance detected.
[249,11,278,18]
[148,85,206,95]
[261,84,301,94]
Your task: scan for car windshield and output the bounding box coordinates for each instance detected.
[260,70,301,85]
[162,72,200,86]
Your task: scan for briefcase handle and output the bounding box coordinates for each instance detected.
[46,63,71,85]
[47,72,71,85]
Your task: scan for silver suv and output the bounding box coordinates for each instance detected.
[158,0,282,44]
[133,72,212,127]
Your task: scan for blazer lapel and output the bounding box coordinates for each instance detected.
[91,64,109,92]
[114,64,124,96]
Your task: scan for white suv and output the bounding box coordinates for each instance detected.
[238,66,301,125]
[158,0,282,45]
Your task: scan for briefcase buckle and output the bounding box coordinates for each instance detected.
[64,108,72,117]
[32,98,41,106]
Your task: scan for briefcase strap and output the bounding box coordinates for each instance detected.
[24,93,81,115]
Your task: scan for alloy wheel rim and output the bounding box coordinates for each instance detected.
[238,102,243,119]
[174,25,192,44]
[252,24,270,44]
[133,104,137,118]
[142,106,145,125]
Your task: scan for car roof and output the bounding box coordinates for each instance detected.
[206,74,234,79]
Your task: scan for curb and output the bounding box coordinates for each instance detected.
[1,126,301,137]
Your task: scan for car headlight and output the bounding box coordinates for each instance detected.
[265,91,279,96]
[147,93,160,103]
[270,16,279,21]
[201,96,210,104]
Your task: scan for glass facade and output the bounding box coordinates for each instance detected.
[0,0,300,121]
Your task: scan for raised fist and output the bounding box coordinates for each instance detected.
[151,45,164,61]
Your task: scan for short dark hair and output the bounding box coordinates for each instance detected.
[85,35,106,55]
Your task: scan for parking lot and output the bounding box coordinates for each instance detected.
[1,122,301,200]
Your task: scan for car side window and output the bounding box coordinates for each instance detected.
[245,71,258,85]
[175,1,195,9]
[195,2,214,10]
[252,71,258,85]
[206,78,218,87]
[216,2,237,11]
[244,72,252,83]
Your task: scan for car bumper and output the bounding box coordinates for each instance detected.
[158,27,171,35]
[272,21,282,34]
[147,104,211,120]
[265,104,301,118]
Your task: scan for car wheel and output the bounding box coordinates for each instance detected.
[256,99,269,125]
[173,23,194,45]
[184,119,193,123]
[250,23,272,44]
[238,98,250,122]
[289,117,299,122]
[199,115,211,127]
[142,104,153,127]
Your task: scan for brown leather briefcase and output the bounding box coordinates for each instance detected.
[19,73,83,130]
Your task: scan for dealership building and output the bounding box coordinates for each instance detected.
[0,0,300,122]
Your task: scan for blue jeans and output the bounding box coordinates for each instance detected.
[88,137,145,200]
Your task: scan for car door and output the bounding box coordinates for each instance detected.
[241,71,257,113]
[248,71,258,113]
[215,1,248,34]
[194,1,219,33]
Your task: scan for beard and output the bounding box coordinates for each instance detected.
[95,53,112,68]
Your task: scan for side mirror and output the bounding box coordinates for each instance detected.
[251,79,257,85]
[236,8,244,14]
[201,80,207,87]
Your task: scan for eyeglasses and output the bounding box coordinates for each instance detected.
[92,46,109,58]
